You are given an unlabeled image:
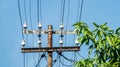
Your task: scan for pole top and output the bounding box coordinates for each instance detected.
[48,25,53,30]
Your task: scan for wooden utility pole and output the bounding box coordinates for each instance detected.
[21,25,80,67]
[48,25,53,67]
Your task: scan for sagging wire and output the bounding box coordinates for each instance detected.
[18,0,26,67]
[59,57,73,67]
[17,0,24,39]
[53,55,59,66]
[57,52,74,67]
[36,53,46,67]
[77,52,85,59]
[57,52,75,63]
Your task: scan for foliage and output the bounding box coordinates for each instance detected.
[73,22,120,67]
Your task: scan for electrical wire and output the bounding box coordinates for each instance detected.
[65,0,70,30]
[23,0,28,22]
[18,0,25,67]
[36,53,45,67]
[73,0,85,63]
[37,1,43,67]
[60,0,63,24]
[58,55,60,67]
[59,57,73,67]
[37,0,39,23]
[39,0,42,23]
[76,0,80,22]
[36,53,47,67]
[79,0,84,22]
[77,52,85,59]
[74,52,77,61]
[61,0,65,24]
[53,55,59,66]
[29,0,36,66]
[59,0,66,47]
[25,25,29,67]
[17,0,24,39]
[65,0,70,46]
[57,52,75,63]
[62,0,67,62]
[37,0,42,24]
[76,0,84,22]
[23,0,29,67]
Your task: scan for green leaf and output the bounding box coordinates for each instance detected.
[106,36,112,46]
[100,23,107,29]
[116,27,120,35]
[88,45,93,56]
[93,22,99,28]
[92,29,98,32]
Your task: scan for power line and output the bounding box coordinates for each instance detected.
[57,52,75,63]
[23,0,28,22]
[36,53,46,67]
[64,0,70,47]
[65,0,70,31]
[37,0,39,23]
[37,1,43,66]
[59,57,73,67]
[53,55,59,66]
[61,0,65,24]
[76,0,80,21]
[29,0,33,30]
[18,0,25,67]
[39,0,42,23]
[37,0,42,23]
[60,0,63,24]
[76,0,84,22]
[29,0,36,66]
[79,0,84,22]
[23,1,29,67]
[77,52,85,59]
[20,1,82,67]
[17,0,24,39]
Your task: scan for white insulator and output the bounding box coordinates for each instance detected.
[38,39,42,44]
[21,40,26,46]
[59,38,63,44]
[23,21,27,29]
[38,22,42,28]
[60,24,64,29]
[75,39,79,45]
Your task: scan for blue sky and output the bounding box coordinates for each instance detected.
[0,0,120,67]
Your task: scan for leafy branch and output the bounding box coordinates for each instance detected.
[73,22,120,67]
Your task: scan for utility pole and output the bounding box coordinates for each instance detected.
[48,25,53,67]
[21,25,80,67]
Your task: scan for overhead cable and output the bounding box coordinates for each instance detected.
[17,0,24,39]
[79,0,84,22]
[59,57,73,67]
[23,0,28,22]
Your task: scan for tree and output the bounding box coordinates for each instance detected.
[73,22,120,67]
